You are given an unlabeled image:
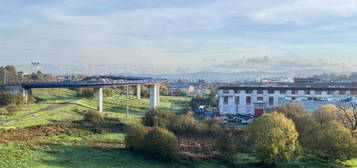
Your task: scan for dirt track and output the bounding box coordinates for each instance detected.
[0,102,70,125]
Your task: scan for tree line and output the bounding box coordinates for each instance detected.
[124,104,357,167]
[313,72,357,82]
[0,65,55,83]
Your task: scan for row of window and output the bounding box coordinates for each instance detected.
[223,89,352,95]
[223,96,274,106]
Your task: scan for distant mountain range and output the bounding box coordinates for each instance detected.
[137,69,331,81]
[14,63,331,81]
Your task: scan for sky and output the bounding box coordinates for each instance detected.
[1,0,357,74]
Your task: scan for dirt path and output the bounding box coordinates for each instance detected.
[0,102,71,125]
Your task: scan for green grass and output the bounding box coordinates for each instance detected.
[343,159,357,167]
[0,88,355,168]
[0,129,226,168]
[1,88,189,127]
[0,88,224,168]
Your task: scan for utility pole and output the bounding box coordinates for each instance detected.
[125,66,129,119]
[126,85,129,119]
[3,70,6,84]
[171,89,174,109]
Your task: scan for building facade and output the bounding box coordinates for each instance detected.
[218,86,357,116]
[168,84,195,95]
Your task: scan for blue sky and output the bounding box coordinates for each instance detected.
[1,0,357,74]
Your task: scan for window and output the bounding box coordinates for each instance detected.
[291,97,296,101]
[280,90,286,94]
[340,91,346,95]
[223,89,229,94]
[246,96,251,105]
[234,90,240,94]
[316,90,322,95]
[235,96,240,105]
[291,90,297,94]
[246,90,252,94]
[327,91,334,95]
[268,90,275,94]
[269,97,274,105]
[304,90,311,95]
[351,90,357,95]
[257,90,263,94]
[257,97,263,101]
[223,97,228,104]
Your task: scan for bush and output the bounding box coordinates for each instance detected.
[275,104,318,147]
[215,132,239,164]
[199,118,224,137]
[77,88,95,98]
[143,109,200,135]
[103,88,119,97]
[0,90,22,106]
[313,105,339,126]
[245,112,299,164]
[305,121,357,161]
[125,124,149,151]
[83,110,104,124]
[143,127,178,161]
[5,105,19,115]
[142,109,175,128]
[73,108,81,113]
[274,103,306,120]
[167,113,198,134]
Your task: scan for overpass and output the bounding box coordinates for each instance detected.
[1,77,167,112]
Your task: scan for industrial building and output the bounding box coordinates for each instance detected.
[218,79,357,116]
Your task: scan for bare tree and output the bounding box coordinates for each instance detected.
[336,101,357,130]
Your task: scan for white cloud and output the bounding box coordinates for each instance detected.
[213,56,357,72]
[1,0,357,74]
[250,0,357,24]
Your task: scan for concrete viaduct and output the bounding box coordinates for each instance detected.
[1,76,167,112]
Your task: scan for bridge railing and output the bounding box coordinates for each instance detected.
[17,78,167,88]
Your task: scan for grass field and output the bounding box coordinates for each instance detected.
[0,88,356,168]
[0,88,188,127]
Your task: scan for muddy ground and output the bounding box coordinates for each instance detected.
[0,118,124,143]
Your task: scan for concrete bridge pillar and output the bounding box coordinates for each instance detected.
[136,85,141,99]
[150,85,160,109]
[97,88,103,112]
[22,88,28,104]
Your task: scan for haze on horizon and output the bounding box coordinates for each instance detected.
[1,0,357,74]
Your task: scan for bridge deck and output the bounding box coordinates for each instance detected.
[1,79,167,89]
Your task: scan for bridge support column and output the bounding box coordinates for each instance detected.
[136,85,141,99]
[22,88,28,104]
[97,88,103,112]
[150,85,160,109]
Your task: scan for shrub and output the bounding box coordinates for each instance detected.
[5,105,19,115]
[77,88,95,98]
[215,132,240,164]
[73,108,81,113]
[313,105,339,126]
[103,88,118,97]
[167,114,198,134]
[274,103,306,120]
[83,110,104,124]
[125,124,149,151]
[142,109,158,127]
[143,127,178,161]
[199,118,224,137]
[305,121,357,161]
[275,104,318,147]
[142,109,175,128]
[0,90,16,106]
[245,112,299,164]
